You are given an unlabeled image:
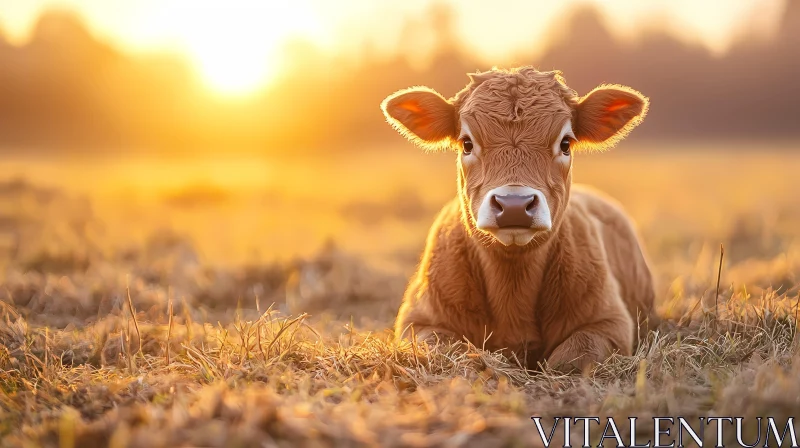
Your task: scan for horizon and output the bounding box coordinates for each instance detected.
[0,0,797,155]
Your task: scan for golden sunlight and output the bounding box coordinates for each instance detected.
[162,0,321,96]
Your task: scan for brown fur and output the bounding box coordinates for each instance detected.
[382,67,657,371]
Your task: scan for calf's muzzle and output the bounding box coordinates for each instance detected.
[491,194,539,228]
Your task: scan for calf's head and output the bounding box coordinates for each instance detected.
[382,67,648,247]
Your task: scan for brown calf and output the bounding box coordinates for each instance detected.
[381,67,658,371]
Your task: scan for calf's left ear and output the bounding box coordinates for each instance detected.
[381,86,456,151]
[573,85,649,151]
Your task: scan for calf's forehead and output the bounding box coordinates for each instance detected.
[456,72,575,148]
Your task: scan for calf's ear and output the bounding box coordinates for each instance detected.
[574,85,649,151]
[381,86,456,151]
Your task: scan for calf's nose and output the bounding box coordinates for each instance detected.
[491,194,538,228]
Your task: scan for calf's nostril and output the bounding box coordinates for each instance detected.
[526,195,539,212]
[490,195,503,212]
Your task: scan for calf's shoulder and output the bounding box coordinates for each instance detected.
[567,184,658,332]
[394,198,482,340]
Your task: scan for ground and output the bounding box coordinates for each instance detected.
[1,147,799,447]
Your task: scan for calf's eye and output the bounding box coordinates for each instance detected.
[559,137,571,155]
[461,137,473,155]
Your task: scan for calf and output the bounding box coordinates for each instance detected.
[381,67,658,371]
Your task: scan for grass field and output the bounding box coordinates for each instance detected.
[1,146,800,447]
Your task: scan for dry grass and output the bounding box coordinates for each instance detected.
[2,289,799,447]
[1,150,800,447]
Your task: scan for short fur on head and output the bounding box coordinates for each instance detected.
[381,66,648,153]
[382,66,649,249]
[381,66,657,371]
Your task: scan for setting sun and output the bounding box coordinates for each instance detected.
[159,0,322,95]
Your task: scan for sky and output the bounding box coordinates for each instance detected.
[0,0,787,95]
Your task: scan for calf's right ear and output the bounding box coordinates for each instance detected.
[381,87,456,151]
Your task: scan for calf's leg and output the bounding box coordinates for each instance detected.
[546,317,633,372]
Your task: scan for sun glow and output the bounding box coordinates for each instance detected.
[160,1,321,96]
